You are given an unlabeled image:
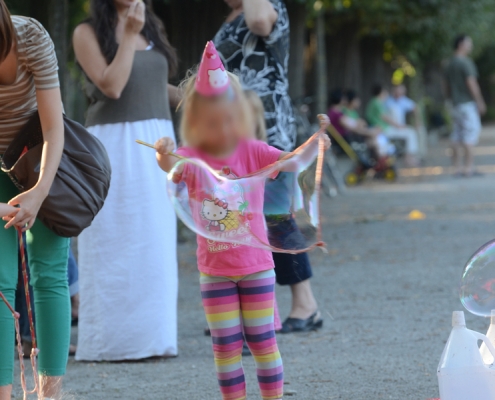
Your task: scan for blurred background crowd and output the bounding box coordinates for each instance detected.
[8,0,495,131]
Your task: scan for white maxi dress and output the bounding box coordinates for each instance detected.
[76,118,178,361]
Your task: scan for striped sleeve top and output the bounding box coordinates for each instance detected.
[0,16,59,154]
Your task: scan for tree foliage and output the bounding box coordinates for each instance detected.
[320,0,495,66]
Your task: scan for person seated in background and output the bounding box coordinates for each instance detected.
[344,89,395,158]
[385,84,427,158]
[328,88,390,158]
[366,84,420,167]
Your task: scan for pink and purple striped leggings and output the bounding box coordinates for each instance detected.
[200,269,284,400]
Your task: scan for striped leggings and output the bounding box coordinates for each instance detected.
[200,269,283,400]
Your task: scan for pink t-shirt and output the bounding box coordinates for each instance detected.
[176,139,282,276]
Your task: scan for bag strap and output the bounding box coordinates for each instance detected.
[18,229,38,351]
[0,228,40,399]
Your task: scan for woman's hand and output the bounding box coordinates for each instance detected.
[3,187,47,231]
[155,137,175,155]
[243,0,278,37]
[124,1,146,36]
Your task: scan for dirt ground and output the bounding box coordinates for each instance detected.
[12,128,495,399]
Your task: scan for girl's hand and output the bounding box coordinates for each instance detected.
[321,134,331,151]
[155,137,175,155]
[171,163,185,184]
[316,114,331,151]
[3,187,47,231]
[0,203,19,219]
[124,1,146,36]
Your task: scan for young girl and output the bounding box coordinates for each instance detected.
[244,90,267,142]
[156,42,284,400]
[244,90,282,332]
[156,42,329,400]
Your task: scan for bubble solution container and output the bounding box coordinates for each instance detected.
[480,310,495,365]
[437,311,495,400]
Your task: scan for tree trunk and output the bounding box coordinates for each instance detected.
[326,21,361,94]
[315,11,327,114]
[287,2,307,101]
[28,0,49,27]
[360,36,391,107]
[423,62,446,103]
[156,0,229,82]
[48,0,69,103]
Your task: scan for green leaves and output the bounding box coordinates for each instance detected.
[313,0,495,65]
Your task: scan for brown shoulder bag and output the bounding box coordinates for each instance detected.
[0,111,112,237]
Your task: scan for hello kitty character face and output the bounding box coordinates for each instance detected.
[208,68,229,89]
[202,199,228,222]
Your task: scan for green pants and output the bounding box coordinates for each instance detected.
[0,172,70,386]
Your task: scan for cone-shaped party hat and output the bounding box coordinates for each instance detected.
[195,41,230,97]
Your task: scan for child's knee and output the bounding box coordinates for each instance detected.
[213,340,244,360]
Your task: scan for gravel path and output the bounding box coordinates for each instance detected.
[13,129,495,399]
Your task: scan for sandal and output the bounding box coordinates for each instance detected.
[280,311,323,334]
[465,170,484,178]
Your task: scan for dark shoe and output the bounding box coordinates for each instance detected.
[465,170,484,178]
[22,340,32,359]
[280,311,323,334]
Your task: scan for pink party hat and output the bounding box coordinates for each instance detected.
[195,41,230,97]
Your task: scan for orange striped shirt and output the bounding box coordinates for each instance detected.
[0,16,59,153]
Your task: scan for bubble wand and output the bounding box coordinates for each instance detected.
[135,140,188,161]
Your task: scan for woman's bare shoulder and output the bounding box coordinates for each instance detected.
[73,22,97,42]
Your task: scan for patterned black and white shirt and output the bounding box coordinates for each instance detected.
[213,0,296,152]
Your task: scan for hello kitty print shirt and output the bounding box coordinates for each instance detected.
[176,139,282,276]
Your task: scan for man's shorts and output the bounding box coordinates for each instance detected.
[451,101,482,146]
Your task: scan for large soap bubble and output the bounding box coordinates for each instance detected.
[460,240,495,317]
[167,133,326,254]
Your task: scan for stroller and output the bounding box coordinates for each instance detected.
[327,124,397,186]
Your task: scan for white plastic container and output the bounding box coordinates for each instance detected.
[437,311,495,400]
[480,310,495,365]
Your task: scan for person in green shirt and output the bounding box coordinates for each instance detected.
[342,90,362,121]
[344,89,394,158]
[365,85,419,167]
[444,35,486,177]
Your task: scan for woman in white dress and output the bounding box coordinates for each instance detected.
[73,0,180,361]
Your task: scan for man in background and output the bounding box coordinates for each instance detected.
[386,84,427,159]
[444,35,486,177]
